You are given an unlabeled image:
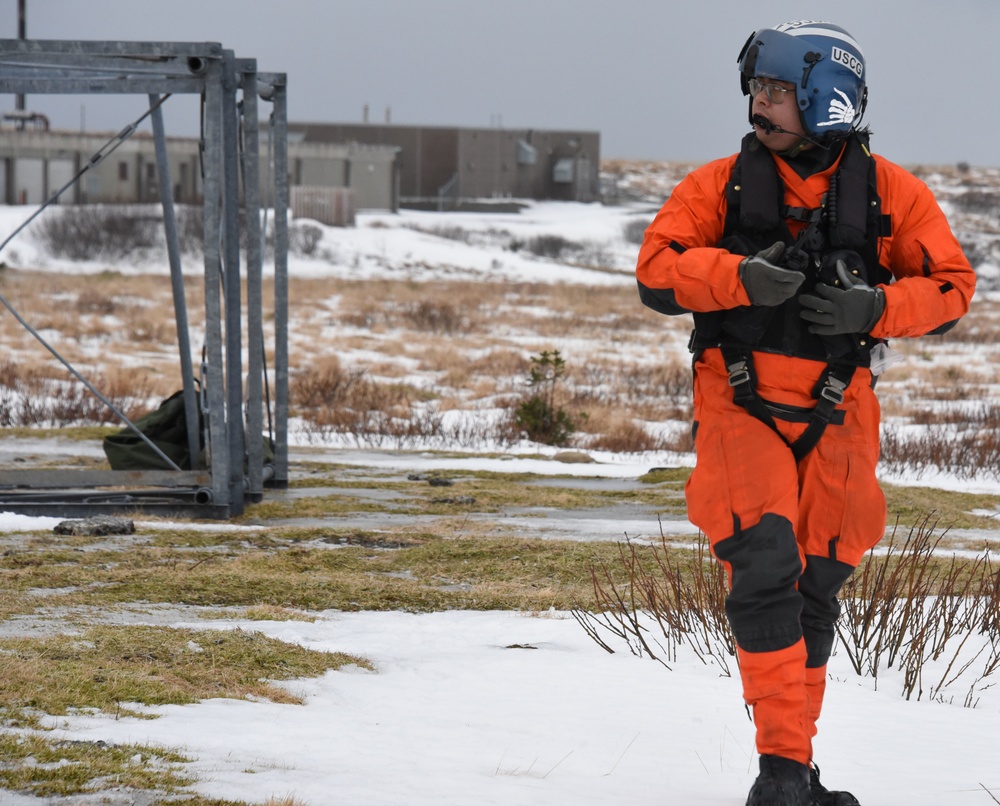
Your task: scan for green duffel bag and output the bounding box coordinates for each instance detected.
[102,389,202,471]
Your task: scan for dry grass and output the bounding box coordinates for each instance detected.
[0,733,195,799]
[0,269,192,397]
[4,262,999,477]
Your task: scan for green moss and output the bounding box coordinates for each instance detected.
[0,425,117,441]
[638,466,692,485]
[882,483,1000,530]
[0,624,371,721]
[0,734,193,798]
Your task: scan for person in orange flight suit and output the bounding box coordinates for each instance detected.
[636,20,976,806]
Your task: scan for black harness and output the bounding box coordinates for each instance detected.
[689,131,892,460]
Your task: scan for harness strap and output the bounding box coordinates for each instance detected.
[792,364,856,461]
[720,344,855,461]
[723,348,783,441]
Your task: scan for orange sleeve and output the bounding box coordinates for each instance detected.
[868,157,976,339]
[635,154,752,314]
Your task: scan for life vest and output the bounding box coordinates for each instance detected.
[690,131,893,461]
[690,130,893,365]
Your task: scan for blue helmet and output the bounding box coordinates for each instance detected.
[738,21,868,139]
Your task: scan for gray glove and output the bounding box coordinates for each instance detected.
[738,242,806,307]
[799,260,885,335]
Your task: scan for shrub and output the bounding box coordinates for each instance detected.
[583,419,663,453]
[950,190,1000,215]
[289,222,323,256]
[33,205,161,261]
[514,394,578,447]
[401,300,468,334]
[0,361,154,427]
[837,513,1000,705]
[575,513,1000,702]
[575,240,616,270]
[881,404,1000,480]
[289,357,369,411]
[621,217,650,246]
[176,206,314,259]
[176,204,204,254]
[573,535,735,674]
[75,288,117,315]
[512,350,584,446]
[410,224,471,243]
[289,358,447,448]
[527,234,581,260]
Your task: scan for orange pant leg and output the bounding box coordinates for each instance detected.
[805,664,828,754]
[686,353,810,762]
[687,351,805,654]
[739,640,811,766]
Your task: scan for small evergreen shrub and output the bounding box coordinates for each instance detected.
[513,350,583,446]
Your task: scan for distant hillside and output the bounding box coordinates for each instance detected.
[600,159,1000,287]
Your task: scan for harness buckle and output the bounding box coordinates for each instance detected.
[819,376,848,404]
[727,361,752,388]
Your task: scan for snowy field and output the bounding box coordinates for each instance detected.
[1,609,993,806]
[1,446,999,805]
[2,161,1000,805]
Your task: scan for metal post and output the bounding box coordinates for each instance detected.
[221,50,246,515]
[149,93,200,469]
[239,60,264,501]
[201,57,231,511]
[15,0,26,123]
[269,74,290,487]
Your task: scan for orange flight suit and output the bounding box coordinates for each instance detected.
[636,142,976,765]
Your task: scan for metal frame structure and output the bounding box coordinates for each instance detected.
[0,39,289,518]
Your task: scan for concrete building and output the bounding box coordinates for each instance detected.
[285,138,399,212]
[0,125,400,218]
[0,120,600,216]
[285,122,601,208]
[0,126,203,206]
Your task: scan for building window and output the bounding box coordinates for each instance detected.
[118,162,128,181]
[517,140,537,166]
[553,157,574,184]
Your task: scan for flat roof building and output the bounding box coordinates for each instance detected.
[287,123,600,208]
[0,126,399,219]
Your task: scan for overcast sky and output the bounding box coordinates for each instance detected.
[1,0,997,167]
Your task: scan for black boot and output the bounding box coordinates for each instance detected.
[746,754,811,806]
[810,763,861,805]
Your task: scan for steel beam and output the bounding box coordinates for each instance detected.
[0,39,288,519]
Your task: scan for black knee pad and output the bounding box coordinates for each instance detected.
[799,554,855,667]
[714,513,804,653]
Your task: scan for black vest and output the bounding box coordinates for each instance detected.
[691,131,892,365]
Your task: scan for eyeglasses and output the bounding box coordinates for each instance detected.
[748,78,794,104]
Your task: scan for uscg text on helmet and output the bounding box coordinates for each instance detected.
[832,47,863,78]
